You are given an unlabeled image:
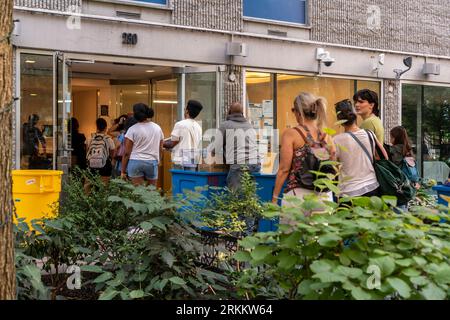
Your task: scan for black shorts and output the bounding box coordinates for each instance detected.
[89,159,113,177]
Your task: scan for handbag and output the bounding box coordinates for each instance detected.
[348,130,415,205]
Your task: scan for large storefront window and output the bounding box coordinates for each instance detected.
[245,71,381,173]
[20,54,54,169]
[402,84,450,182]
[246,71,381,136]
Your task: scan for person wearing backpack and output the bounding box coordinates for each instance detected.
[389,126,421,191]
[333,100,388,199]
[86,118,116,183]
[272,92,335,207]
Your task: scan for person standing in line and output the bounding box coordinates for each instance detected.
[353,89,385,144]
[86,118,116,184]
[389,126,421,190]
[69,117,87,170]
[163,100,203,171]
[121,103,164,186]
[23,114,48,169]
[333,100,388,199]
[217,102,261,191]
[272,92,335,206]
[107,115,127,177]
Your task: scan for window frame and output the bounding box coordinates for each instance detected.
[92,0,171,10]
[243,0,309,27]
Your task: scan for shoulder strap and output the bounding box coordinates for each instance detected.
[293,127,309,146]
[347,132,373,164]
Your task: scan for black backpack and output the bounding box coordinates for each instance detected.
[293,126,336,192]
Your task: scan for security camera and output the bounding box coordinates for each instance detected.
[378,53,385,65]
[322,54,336,67]
[316,48,335,67]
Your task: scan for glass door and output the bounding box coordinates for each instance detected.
[55,53,72,174]
[18,53,55,170]
[178,66,224,147]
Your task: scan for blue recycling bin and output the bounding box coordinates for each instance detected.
[432,185,450,207]
[171,169,282,232]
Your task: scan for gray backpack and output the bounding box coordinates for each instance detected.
[87,134,109,169]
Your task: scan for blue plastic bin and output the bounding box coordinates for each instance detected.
[171,169,282,232]
[432,185,450,207]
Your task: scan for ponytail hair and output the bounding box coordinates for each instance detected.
[293,92,327,128]
[335,99,357,126]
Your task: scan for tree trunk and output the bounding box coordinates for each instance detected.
[0,0,16,300]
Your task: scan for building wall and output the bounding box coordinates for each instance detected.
[383,80,401,141]
[172,0,242,31]
[310,0,450,57]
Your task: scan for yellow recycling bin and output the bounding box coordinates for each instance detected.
[12,170,64,226]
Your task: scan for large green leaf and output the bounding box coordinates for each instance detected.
[161,251,175,268]
[335,266,363,279]
[281,231,302,249]
[277,253,297,270]
[93,272,113,284]
[351,287,372,300]
[395,259,413,267]
[310,260,334,274]
[129,290,145,299]
[250,245,272,261]
[140,221,153,231]
[402,268,421,277]
[369,256,396,277]
[413,256,427,267]
[238,236,260,249]
[346,249,367,264]
[410,276,429,286]
[338,252,351,266]
[357,219,378,231]
[169,276,186,286]
[80,265,103,273]
[370,197,384,210]
[386,277,411,299]
[234,251,251,262]
[433,266,450,284]
[297,280,315,295]
[99,288,119,300]
[318,234,342,247]
[312,272,346,283]
[421,283,446,300]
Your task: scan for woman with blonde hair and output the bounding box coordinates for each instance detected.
[272,92,335,206]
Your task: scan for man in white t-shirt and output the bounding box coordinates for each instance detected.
[163,100,203,170]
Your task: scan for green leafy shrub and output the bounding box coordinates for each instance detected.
[197,170,264,236]
[233,195,450,300]
[15,170,232,300]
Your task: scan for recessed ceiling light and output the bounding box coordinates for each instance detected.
[30,93,38,96]
[145,70,155,73]
[25,60,36,64]
[136,91,143,94]
[153,100,177,104]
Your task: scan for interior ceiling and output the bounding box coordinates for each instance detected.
[71,61,174,80]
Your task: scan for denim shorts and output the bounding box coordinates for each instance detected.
[127,159,158,180]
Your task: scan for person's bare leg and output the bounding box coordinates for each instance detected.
[131,176,145,186]
[146,179,158,187]
[101,176,110,185]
